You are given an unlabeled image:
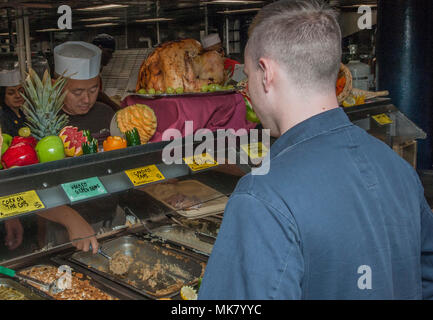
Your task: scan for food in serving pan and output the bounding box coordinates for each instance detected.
[0,285,28,300]
[136,39,225,93]
[109,251,134,275]
[19,266,116,300]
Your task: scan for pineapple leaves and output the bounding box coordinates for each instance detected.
[20,68,69,140]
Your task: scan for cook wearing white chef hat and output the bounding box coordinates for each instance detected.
[49,41,117,256]
[201,33,224,54]
[0,67,27,137]
[54,41,105,117]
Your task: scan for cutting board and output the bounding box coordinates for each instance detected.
[140,180,228,219]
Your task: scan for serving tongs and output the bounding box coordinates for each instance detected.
[167,215,216,245]
[0,266,65,294]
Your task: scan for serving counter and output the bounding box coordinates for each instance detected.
[0,131,268,300]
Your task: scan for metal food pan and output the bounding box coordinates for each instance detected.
[70,235,205,299]
[17,264,119,300]
[0,278,46,300]
[152,225,214,256]
[174,216,221,238]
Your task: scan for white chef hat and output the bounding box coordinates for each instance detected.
[54,41,102,80]
[0,68,21,87]
[201,33,222,49]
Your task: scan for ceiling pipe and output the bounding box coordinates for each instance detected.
[24,8,32,71]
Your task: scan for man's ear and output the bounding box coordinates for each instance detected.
[258,58,274,93]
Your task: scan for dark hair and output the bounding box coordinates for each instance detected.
[0,86,6,108]
[92,34,116,51]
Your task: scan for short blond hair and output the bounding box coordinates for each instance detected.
[247,0,342,92]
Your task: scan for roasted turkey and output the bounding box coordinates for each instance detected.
[136,39,226,93]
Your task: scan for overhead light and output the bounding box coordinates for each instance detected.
[77,4,129,11]
[135,18,174,23]
[80,16,120,22]
[340,4,377,8]
[0,32,16,36]
[217,8,261,14]
[36,28,63,32]
[85,23,119,28]
[204,0,264,4]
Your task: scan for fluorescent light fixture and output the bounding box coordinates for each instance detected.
[77,4,129,11]
[36,28,63,32]
[204,0,264,4]
[217,8,261,14]
[0,32,16,36]
[79,16,120,22]
[135,18,174,23]
[85,22,119,28]
[340,4,377,8]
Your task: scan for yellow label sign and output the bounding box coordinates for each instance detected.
[125,165,166,186]
[183,153,218,172]
[0,190,45,219]
[241,142,269,160]
[372,113,393,125]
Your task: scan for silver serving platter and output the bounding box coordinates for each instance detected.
[0,278,46,300]
[125,88,237,100]
[152,225,214,256]
[70,235,204,299]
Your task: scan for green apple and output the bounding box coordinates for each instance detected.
[147,88,156,94]
[201,85,209,93]
[175,87,184,94]
[156,90,163,95]
[35,136,66,163]
[2,133,12,155]
[166,87,175,94]
[227,85,235,90]
[137,88,147,94]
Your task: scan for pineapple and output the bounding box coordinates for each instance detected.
[21,68,69,140]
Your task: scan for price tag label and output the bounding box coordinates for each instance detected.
[125,165,165,186]
[372,113,393,125]
[61,177,107,203]
[183,153,218,172]
[241,142,269,160]
[0,190,45,219]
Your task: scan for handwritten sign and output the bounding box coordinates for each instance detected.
[61,177,107,203]
[0,191,45,219]
[372,113,393,125]
[241,142,269,160]
[183,153,218,172]
[125,165,165,186]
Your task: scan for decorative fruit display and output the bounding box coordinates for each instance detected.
[59,126,88,157]
[2,142,39,168]
[35,136,66,163]
[11,136,38,149]
[180,286,197,300]
[336,76,346,96]
[1,134,12,155]
[103,136,127,152]
[125,128,141,147]
[110,104,157,144]
[81,130,98,155]
[18,127,31,137]
[21,69,69,140]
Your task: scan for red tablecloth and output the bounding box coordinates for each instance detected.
[121,92,257,143]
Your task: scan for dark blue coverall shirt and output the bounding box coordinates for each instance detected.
[199,107,433,299]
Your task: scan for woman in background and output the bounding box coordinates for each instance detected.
[0,68,26,137]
